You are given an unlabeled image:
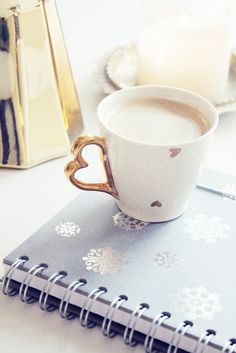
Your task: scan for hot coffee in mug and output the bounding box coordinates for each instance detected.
[106,97,209,144]
[65,86,218,222]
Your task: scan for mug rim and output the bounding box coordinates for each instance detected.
[97,85,219,147]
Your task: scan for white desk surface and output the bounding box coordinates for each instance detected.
[1,1,236,352]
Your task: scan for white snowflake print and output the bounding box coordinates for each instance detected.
[82,247,127,275]
[171,286,223,320]
[223,184,236,201]
[184,215,229,243]
[55,222,80,237]
[113,212,149,231]
[153,250,183,269]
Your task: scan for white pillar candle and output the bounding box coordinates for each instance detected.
[137,0,235,101]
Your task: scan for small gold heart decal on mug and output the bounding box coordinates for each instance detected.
[151,200,162,208]
[169,147,181,158]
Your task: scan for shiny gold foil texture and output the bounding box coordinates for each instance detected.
[0,1,83,168]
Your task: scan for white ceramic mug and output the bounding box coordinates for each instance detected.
[65,86,218,222]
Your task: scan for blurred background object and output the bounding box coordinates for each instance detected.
[0,0,82,169]
[137,0,236,101]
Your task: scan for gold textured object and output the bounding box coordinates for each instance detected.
[0,0,83,168]
[65,136,119,199]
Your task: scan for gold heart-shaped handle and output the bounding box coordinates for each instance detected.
[64,136,119,199]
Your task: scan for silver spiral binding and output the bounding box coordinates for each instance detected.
[19,263,48,303]
[3,257,235,353]
[222,339,236,353]
[193,329,216,353]
[167,320,193,353]
[59,278,86,320]
[102,295,128,338]
[144,312,170,353]
[39,271,67,311]
[2,257,28,296]
[79,286,107,328]
[123,303,149,346]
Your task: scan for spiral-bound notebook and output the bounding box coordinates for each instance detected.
[1,169,236,353]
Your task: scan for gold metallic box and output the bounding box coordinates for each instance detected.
[0,0,83,168]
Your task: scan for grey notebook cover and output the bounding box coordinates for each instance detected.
[3,169,236,351]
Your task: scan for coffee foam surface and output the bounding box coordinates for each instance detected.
[106,98,209,145]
